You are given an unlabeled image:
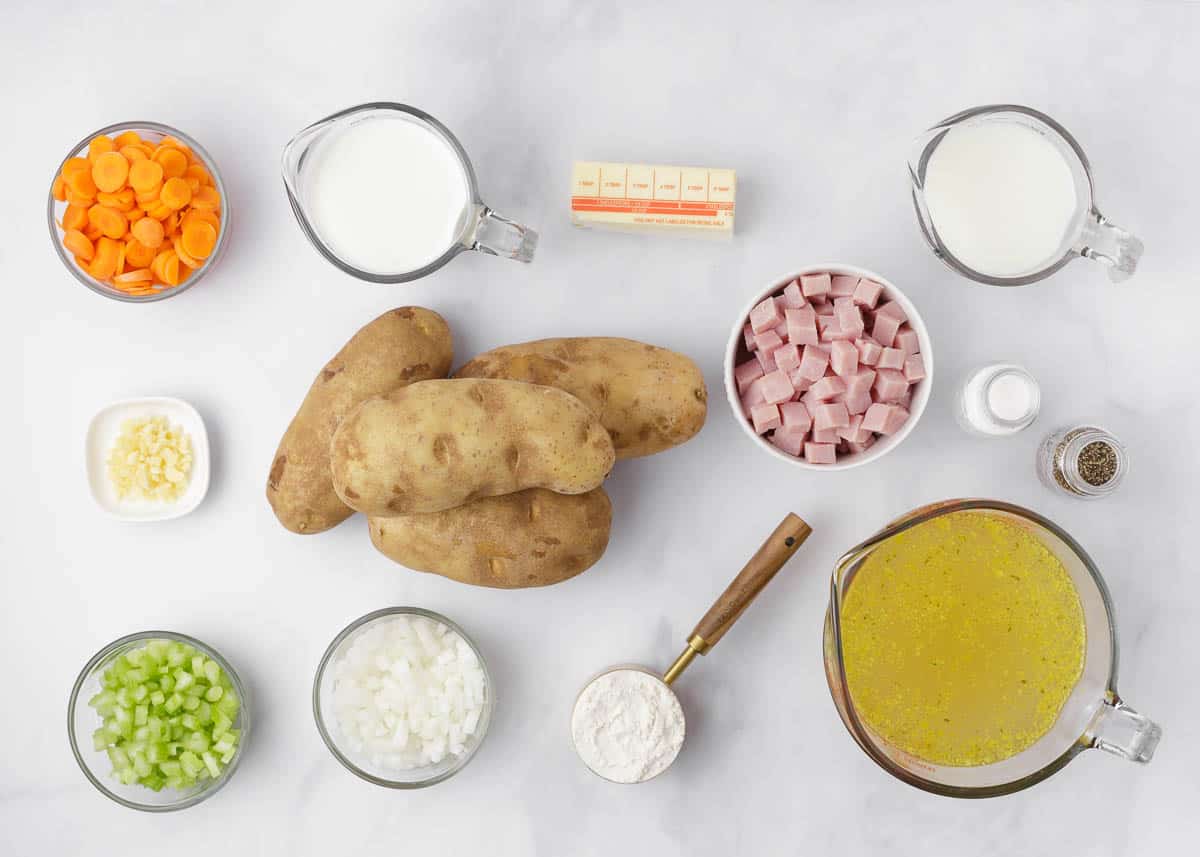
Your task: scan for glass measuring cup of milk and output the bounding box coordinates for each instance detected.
[823,499,1161,798]
[282,103,537,283]
[909,105,1142,285]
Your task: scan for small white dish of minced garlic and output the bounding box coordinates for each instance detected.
[86,397,210,521]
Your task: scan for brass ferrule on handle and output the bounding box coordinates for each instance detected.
[662,513,812,686]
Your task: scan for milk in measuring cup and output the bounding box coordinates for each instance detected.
[922,121,1078,278]
[301,116,472,274]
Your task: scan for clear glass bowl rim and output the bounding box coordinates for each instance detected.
[66,629,251,812]
[311,606,494,789]
[47,120,231,303]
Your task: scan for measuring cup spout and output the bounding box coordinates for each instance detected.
[1087,694,1161,764]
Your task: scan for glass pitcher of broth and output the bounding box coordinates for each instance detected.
[282,103,537,283]
[823,499,1160,798]
[908,105,1142,286]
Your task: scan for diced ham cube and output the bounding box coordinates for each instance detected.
[881,405,910,434]
[785,306,818,346]
[800,272,832,298]
[808,292,828,305]
[844,389,873,416]
[845,369,876,396]
[813,299,835,316]
[830,274,859,297]
[781,281,806,308]
[811,426,841,444]
[750,403,781,434]
[871,312,902,348]
[771,426,807,457]
[755,329,784,356]
[873,369,909,402]
[797,345,829,381]
[877,347,906,370]
[838,414,873,443]
[787,368,813,393]
[894,326,920,357]
[773,321,790,341]
[809,375,847,401]
[760,369,795,405]
[814,402,851,431]
[876,300,907,323]
[903,354,926,383]
[743,375,768,407]
[853,278,884,308]
[734,359,764,393]
[835,300,863,333]
[830,340,859,377]
[750,297,784,333]
[855,338,882,366]
[779,401,813,432]
[847,435,876,454]
[755,347,777,374]
[861,403,891,433]
[820,320,858,342]
[743,323,758,352]
[804,442,838,464]
[774,343,801,373]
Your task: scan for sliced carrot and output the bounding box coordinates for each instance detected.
[87,135,115,162]
[181,221,217,260]
[128,159,163,192]
[87,203,127,240]
[173,236,202,268]
[65,168,97,199]
[163,210,180,238]
[125,238,156,268]
[114,268,153,284]
[97,188,136,211]
[89,237,121,280]
[83,223,103,241]
[92,151,129,193]
[190,185,220,211]
[157,137,193,157]
[184,164,212,187]
[182,209,220,232]
[131,216,165,248]
[52,175,67,201]
[114,241,126,276]
[62,203,88,231]
[152,248,181,285]
[120,145,148,162]
[63,229,95,261]
[113,130,142,148]
[66,189,97,207]
[146,201,174,221]
[160,177,192,210]
[153,147,188,179]
[62,157,90,181]
[125,207,145,225]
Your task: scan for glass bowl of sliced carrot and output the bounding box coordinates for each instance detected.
[48,122,229,302]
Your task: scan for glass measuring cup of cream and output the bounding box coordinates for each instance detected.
[282,103,537,282]
[823,499,1161,798]
[909,105,1142,285]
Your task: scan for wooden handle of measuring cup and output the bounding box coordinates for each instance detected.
[693,513,812,649]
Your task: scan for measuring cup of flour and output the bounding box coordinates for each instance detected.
[908,104,1142,286]
[282,103,537,283]
[571,513,812,783]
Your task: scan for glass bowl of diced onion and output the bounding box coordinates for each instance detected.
[67,631,249,811]
[312,607,494,789]
[47,121,230,303]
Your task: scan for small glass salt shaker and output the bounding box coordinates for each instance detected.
[1037,425,1129,499]
[957,364,1040,436]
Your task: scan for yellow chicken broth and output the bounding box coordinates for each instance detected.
[840,511,1085,766]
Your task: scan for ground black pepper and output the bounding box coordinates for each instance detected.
[1077,441,1119,486]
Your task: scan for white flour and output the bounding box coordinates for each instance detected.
[571,668,685,783]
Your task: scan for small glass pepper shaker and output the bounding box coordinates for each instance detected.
[1037,425,1128,499]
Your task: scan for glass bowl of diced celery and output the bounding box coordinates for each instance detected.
[67,631,249,811]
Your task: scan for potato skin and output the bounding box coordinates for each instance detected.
[454,337,707,458]
[367,488,612,588]
[330,379,615,516]
[266,307,453,534]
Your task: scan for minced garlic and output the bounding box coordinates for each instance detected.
[106,416,193,502]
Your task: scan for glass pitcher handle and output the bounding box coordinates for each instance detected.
[468,206,537,263]
[1080,208,1143,283]
[1090,697,1161,763]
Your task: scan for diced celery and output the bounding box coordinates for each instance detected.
[174,670,195,692]
[191,655,205,676]
[204,686,223,703]
[202,661,220,685]
[201,752,220,778]
[182,696,200,712]
[164,693,183,714]
[134,704,148,726]
[149,690,165,706]
[92,729,109,752]
[159,675,174,693]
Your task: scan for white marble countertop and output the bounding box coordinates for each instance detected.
[3,1,1199,854]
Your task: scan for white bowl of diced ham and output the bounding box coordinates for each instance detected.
[725,265,932,470]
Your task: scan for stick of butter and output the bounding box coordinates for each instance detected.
[570,161,735,239]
